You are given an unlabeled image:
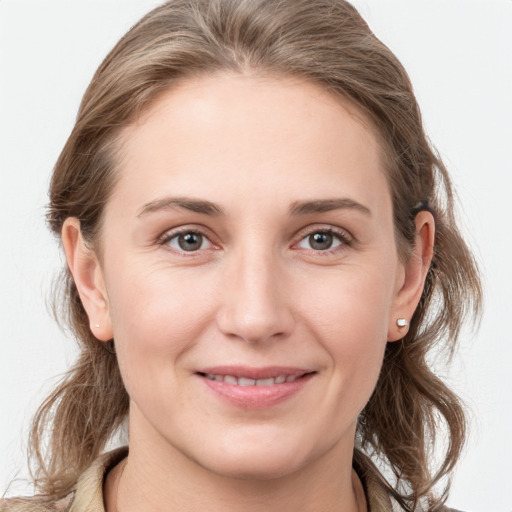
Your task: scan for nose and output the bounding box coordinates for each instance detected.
[216,247,294,344]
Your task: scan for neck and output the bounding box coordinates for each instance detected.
[105,404,367,512]
[114,456,365,512]
[107,432,366,512]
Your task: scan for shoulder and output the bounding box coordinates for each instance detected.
[0,492,74,512]
[1,446,127,512]
[353,451,468,512]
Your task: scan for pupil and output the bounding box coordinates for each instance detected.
[179,232,202,251]
[310,232,332,250]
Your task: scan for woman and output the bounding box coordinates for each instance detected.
[1,0,482,511]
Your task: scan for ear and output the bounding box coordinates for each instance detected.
[387,211,435,342]
[61,218,113,342]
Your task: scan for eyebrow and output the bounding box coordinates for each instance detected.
[138,197,225,217]
[137,196,371,218]
[289,198,371,216]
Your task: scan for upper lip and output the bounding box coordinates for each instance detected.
[196,366,314,380]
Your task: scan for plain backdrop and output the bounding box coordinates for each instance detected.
[0,1,511,510]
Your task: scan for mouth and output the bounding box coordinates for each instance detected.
[195,366,316,409]
[197,372,310,386]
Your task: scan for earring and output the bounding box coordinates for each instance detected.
[396,318,408,327]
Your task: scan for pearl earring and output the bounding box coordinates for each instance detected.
[396,318,408,327]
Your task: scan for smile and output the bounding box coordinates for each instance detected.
[200,373,303,386]
[196,366,316,409]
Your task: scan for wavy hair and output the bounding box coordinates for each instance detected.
[27,1,481,510]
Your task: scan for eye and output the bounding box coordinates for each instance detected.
[297,229,346,251]
[164,230,213,252]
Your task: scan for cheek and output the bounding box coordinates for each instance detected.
[301,261,395,342]
[298,262,396,401]
[105,262,215,387]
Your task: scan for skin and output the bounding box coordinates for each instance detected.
[63,73,434,512]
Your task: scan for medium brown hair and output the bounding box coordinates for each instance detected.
[29,1,481,509]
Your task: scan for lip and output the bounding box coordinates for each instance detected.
[195,366,316,409]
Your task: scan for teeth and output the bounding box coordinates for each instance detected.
[255,378,275,386]
[238,377,256,386]
[203,373,302,386]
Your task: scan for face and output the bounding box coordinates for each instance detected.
[84,74,411,479]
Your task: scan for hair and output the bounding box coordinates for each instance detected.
[28,0,481,510]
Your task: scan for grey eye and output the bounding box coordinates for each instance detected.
[298,231,343,251]
[179,232,203,251]
[167,231,211,252]
[309,232,333,250]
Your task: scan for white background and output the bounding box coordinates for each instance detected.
[0,1,511,510]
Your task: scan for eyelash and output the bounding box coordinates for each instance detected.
[157,226,352,256]
[294,227,352,255]
[158,227,217,255]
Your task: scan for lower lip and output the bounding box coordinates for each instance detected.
[199,374,314,409]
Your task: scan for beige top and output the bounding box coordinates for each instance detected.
[1,447,458,512]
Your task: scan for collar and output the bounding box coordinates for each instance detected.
[69,446,128,512]
[67,446,403,512]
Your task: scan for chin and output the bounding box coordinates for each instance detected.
[206,453,306,481]
[192,432,319,481]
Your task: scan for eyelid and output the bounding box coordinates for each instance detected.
[155,223,353,255]
[157,225,219,253]
[292,224,353,252]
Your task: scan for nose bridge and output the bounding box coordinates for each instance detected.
[217,238,293,343]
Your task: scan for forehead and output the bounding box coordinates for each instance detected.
[111,72,390,215]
